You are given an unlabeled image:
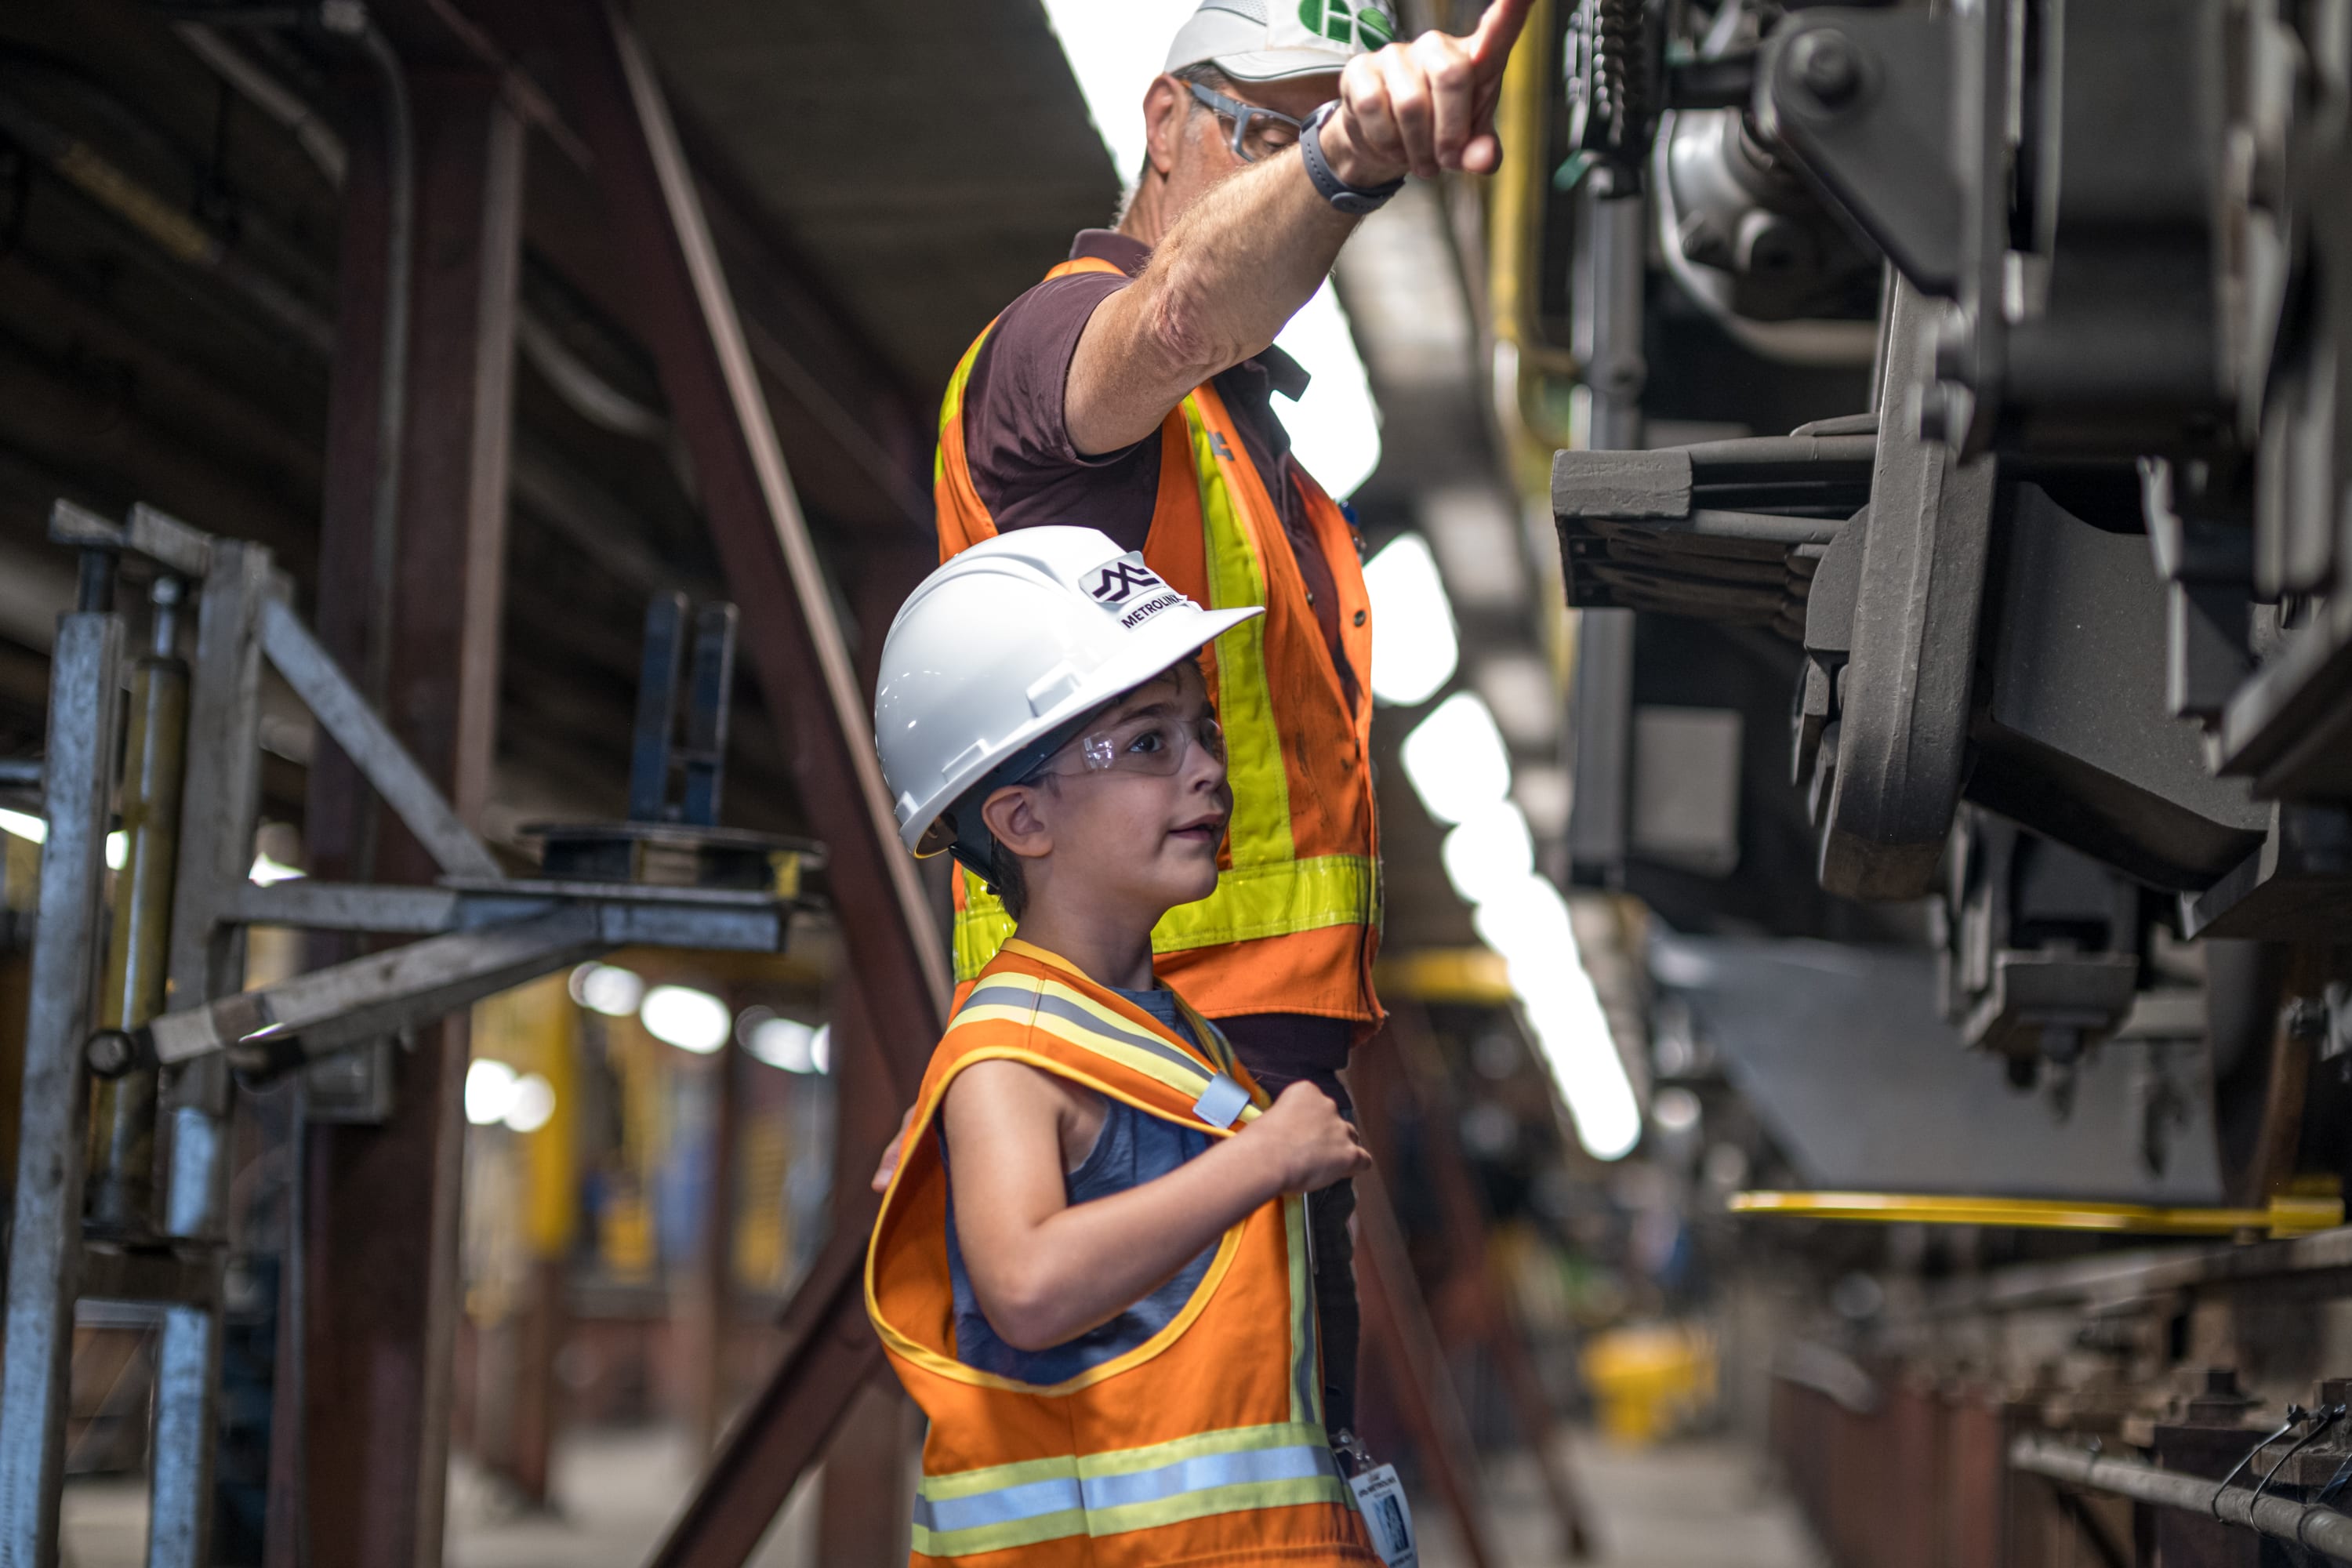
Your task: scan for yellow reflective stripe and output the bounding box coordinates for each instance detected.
[935,326,993,488]
[1183,400,1294,870]
[946,982,1262,1127]
[912,1475,1355,1558]
[956,853,1378,982]
[1153,853,1377,952]
[953,874,1016,982]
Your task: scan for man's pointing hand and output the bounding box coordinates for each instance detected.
[1323,0,1536,185]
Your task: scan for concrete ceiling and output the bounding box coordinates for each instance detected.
[636,0,1123,394]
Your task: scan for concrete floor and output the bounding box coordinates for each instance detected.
[60,1426,1820,1567]
[1419,1434,1828,1568]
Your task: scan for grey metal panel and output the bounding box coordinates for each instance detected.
[0,612,125,1568]
[1653,934,2224,1201]
[257,597,503,883]
[1567,609,1637,875]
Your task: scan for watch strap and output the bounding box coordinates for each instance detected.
[1301,101,1405,216]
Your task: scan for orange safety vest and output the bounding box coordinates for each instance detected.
[867,938,1379,1566]
[935,258,1382,1026]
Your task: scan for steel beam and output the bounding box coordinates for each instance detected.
[0,612,126,1568]
[282,68,524,1568]
[543,2,949,1086]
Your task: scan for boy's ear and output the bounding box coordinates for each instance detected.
[981,783,1051,861]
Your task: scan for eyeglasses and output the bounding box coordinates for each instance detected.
[1189,82,1308,165]
[1036,710,1227,780]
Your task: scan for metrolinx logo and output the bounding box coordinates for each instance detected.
[1298,0,1395,49]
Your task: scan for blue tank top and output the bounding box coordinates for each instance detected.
[941,985,1218,1384]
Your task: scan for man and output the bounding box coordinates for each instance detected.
[917,0,1533,1441]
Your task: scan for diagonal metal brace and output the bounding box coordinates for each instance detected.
[258,596,503,882]
[123,907,606,1076]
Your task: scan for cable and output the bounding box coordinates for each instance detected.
[2213,1406,2312,1523]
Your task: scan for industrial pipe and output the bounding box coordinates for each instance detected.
[84,575,189,1233]
[2010,1433,2352,1563]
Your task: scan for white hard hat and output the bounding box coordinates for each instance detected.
[873,526,1261,864]
[1166,0,1397,83]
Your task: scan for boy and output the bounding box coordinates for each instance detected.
[867,527,1381,1566]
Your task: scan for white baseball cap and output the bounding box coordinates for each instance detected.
[1166,0,1399,83]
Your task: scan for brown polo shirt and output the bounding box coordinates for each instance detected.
[957,229,1360,713]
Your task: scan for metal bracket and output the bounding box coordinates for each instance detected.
[1754,10,1962,299]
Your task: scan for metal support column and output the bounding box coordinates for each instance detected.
[0,610,127,1568]
[283,67,524,1568]
[149,542,274,1568]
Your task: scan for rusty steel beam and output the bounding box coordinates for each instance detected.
[542,2,947,1083]
[273,68,525,1568]
[648,1192,887,1568]
[1354,1160,1509,1568]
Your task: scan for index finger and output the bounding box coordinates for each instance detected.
[1466,0,1537,78]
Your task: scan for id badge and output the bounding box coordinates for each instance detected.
[1348,1463,1417,1568]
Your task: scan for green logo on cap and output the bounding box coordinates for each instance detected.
[1298,0,1394,49]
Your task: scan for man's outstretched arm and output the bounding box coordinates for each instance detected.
[1064,0,1536,458]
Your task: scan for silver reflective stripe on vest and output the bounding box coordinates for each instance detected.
[910,1475,1083,1535]
[910,1431,1347,1556]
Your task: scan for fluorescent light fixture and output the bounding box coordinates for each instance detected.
[464,1058,518,1127]
[249,851,307,885]
[1399,692,1510,824]
[1036,0,1382,498]
[104,832,125,871]
[0,808,45,844]
[1473,652,1559,750]
[811,1024,833,1075]
[504,1073,556,1134]
[641,985,730,1054]
[746,1014,819,1074]
[568,963,644,1019]
[1471,872,1642,1161]
[1441,800,1534,907]
[1363,532,1458,706]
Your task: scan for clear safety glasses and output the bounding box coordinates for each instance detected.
[1038,711,1227,780]
[1189,82,1309,165]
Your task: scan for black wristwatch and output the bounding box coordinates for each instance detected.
[1301,100,1405,216]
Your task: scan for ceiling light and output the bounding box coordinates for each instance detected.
[1471,871,1642,1162]
[0,808,45,844]
[811,1025,833,1075]
[503,1073,556,1134]
[568,963,644,1018]
[104,832,125,871]
[464,1058,518,1127]
[1441,800,1534,908]
[746,1014,818,1073]
[1651,1086,1701,1134]
[641,985,730,1054]
[1363,532,1459,706]
[1399,692,1510,824]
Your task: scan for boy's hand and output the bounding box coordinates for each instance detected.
[1243,1081,1373,1195]
[870,1104,918,1192]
